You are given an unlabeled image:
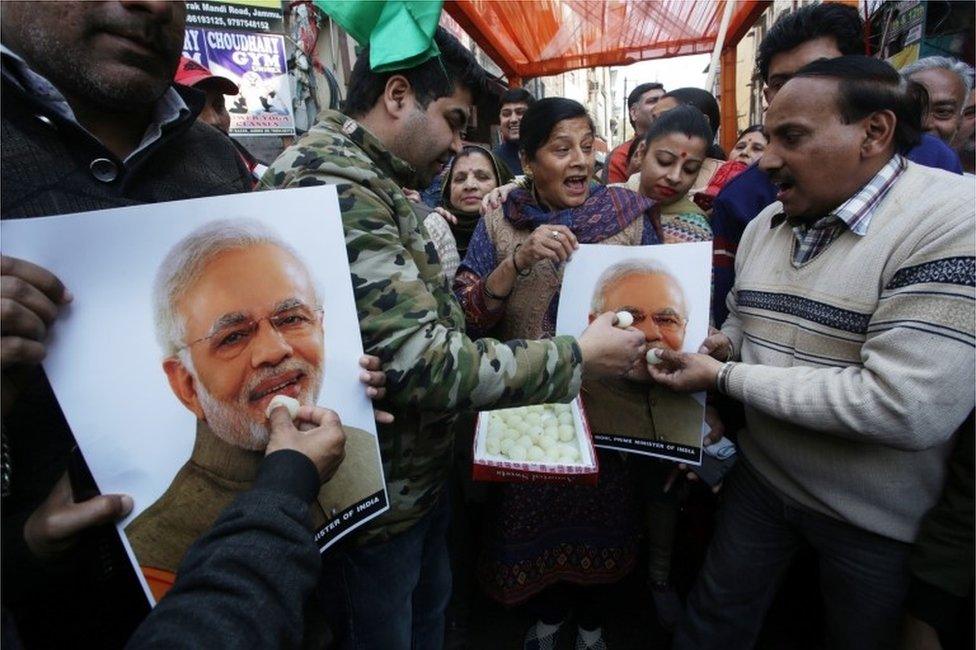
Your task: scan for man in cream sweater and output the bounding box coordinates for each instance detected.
[650,56,975,649]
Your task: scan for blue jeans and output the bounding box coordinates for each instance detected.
[318,487,452,650]
[674,462,911,650]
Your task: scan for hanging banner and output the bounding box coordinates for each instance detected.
[184,27,296,136]
[185,0,284,33]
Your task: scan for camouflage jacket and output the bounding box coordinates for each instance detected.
[262,110,583,544]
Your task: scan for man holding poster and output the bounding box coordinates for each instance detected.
[0,2,253,645]
[264,26,648,649]
[652,57,975,648]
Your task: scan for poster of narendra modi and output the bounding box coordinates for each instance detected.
[1,186,387,604]
[556,243,711,465]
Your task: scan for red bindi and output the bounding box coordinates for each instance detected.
[679,151,687,158]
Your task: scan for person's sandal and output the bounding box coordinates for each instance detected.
[574,625,608,650]
[523,619,564,650]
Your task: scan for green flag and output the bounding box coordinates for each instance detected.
[314,0,445,72]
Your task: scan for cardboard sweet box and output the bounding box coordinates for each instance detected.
[472,398,599,485]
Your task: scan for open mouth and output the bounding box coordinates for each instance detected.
[563,175,587,195]
[249,370,305,405]
[775,179,795,201]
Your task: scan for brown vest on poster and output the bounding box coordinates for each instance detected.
[125,422,379,595]
[582,377,704,449]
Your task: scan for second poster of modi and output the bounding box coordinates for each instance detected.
[557,242,712,465]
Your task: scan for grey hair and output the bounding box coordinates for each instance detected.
[152,218,321,358]
[901,56,975,92]
[589,258,687,316]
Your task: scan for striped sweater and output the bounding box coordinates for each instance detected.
[720,161,975,542]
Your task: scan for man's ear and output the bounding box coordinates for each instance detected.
[588,313,597,325]
[628,103,639,125]
[519,151,532,178]
[633,140,647,161]
[163,357,205,419]
[382,75,412,119]
[862,109,896,158]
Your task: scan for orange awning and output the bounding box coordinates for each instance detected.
[444,0,769,83]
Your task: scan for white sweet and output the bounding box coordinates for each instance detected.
[558,454,576,464]
[509,445,527,461]
[517,435,534,450]
[557,412,574,426]
[525,412,542,425]
[499,438,514,453]
[265,394,300,420]
[527,446,545,462]
[544,447,561,462]
[614,311,634,328]
[486,440,500,455]
[557,424,575,442]
[537,436,555,451]
[646,348,664,365]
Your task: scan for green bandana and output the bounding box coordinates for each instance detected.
[314,0,444,72]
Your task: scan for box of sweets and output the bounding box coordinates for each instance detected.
[472,398,599,485]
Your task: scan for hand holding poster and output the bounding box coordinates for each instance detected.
[556,243,711,464]
[0,187,387,604]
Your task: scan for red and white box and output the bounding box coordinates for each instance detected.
[472,398,599,485]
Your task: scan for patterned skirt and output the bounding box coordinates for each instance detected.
[477,450,641,606]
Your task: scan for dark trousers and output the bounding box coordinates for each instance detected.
[318,487,453,650]
[674,462,911,650]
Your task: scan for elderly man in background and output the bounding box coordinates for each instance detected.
[952,88,975,174]
[901,56,975,145]
[651,56,975,650]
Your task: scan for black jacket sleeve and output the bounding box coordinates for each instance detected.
[125,450,322,650]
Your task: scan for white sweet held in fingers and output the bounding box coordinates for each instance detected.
[614,311,634,328]
[646,348,664,365]
[265,394,300,420]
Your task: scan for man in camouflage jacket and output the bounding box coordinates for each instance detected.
[263,27,645,650]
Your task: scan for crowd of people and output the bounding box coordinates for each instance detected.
[1,2,973,650]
